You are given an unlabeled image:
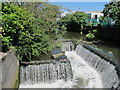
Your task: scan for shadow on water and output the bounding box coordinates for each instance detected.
[33,47,67,61]
[33,53,52,61]
[63,31,84,40]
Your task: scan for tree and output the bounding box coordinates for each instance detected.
[103,1,120,26]
[58,11,90,32]
[18,2,65,40]
[110,0,120,2]
[1,2,63,61]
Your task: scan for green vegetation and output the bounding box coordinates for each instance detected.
[85,33,95,41]
[21,2,66,39]
[85,29,97,41]
[85,1,120,41]
[58,11,90,32]
[1,1,120,61]
[102,1,120,26]
[94,1,120,42]
[1,2,66,61]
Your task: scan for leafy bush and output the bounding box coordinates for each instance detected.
[85,33,95,41]
[85,29,97,41]
[103,1,120,26]
[58,11,90,32]
[1,3,64,61]
[92,29,97,34]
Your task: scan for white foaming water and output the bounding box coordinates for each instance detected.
[65,51,103,88]
[20,79,74,88]
[19,51,103,88]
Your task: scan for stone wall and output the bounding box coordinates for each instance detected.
[0,49,19,89]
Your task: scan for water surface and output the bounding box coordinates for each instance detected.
[64,31,120,60]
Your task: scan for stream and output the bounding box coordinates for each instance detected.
[64,31,120,61]
[19,31,120,88]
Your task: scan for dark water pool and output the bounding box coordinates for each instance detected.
[33,48,67,60]
[63,31,84,39]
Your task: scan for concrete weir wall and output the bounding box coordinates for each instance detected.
[0,49,19,89]
[75,44,120,88]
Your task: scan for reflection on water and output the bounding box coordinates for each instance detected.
[33,48,66,60]
[33,54,52,60]
[91,44,120,60]
[64,31,120,60]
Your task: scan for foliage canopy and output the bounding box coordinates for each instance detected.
[103,1,120,26]
[1,2,65,61]
[58,11,90,32]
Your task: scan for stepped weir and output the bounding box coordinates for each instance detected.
[75,44,120,88]
[62,41,74,51]
[20,41,120,88]
[20,59,73,85]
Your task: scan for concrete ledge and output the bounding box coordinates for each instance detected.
[75,44,120,88]
[20,59,70,66]
[83,44,120,77]
[0,52,7,59]
[1,49,19,89]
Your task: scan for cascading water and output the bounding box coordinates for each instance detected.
[19,43,103,88]
[20,59,73,85]
[61,41,74,51]
[19,42,120,88]
[75,44,120,88]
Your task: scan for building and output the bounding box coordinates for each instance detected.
[85,11,104,22]
[60,11,104,22]
[60,11,76,17]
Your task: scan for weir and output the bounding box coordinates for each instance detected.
[62,41,74,51]
[75,44,120,88]
[19,41,120,88]
[20,59,73,85]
